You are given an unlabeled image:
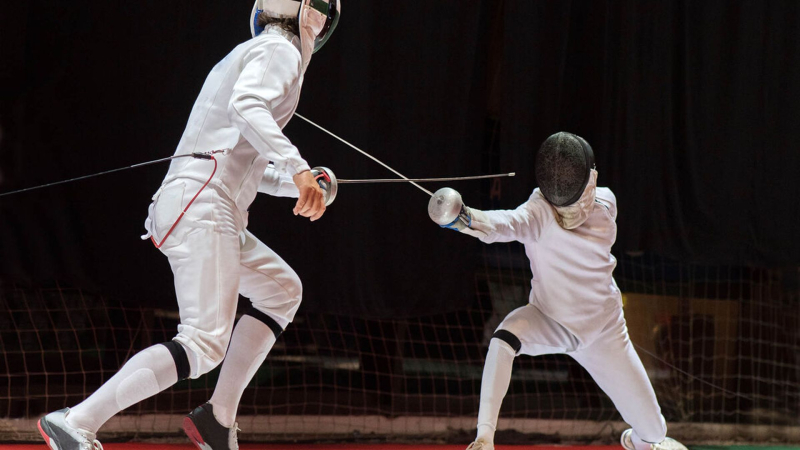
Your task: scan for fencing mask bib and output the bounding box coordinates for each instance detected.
[535,132,596,207]
[250,0,341,70]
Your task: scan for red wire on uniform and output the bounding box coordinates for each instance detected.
[151,156,218,249]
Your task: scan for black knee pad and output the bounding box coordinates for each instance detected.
[492,329,522,354]
[246,306,284,338]
[161,341,191,380]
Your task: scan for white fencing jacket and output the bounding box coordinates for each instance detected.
[470,187,622,346]
[160,25,307,215]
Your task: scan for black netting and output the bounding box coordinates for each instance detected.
[2,253,798,443]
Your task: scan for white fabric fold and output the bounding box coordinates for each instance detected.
[258,165,300,197]
[553,169,598,230]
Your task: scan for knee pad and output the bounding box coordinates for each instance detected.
[492,329,522,354]
[172,327,232,378]
[161,340,192,380]
[246,306,284,338]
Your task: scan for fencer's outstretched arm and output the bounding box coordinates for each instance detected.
[228,41,310,176]
[457,192,552,244]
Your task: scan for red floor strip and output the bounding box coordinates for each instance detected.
[0,444,621,450]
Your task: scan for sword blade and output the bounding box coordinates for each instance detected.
[338,173,515,184]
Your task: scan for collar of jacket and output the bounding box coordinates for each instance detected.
[263,23,302,54]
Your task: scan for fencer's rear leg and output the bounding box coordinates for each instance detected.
[570,312,668,447]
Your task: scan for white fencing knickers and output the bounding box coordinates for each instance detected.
[496,303,667,444]
[144,178,302,378]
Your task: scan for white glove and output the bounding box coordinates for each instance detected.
[440,205,473,231]
[428,188,488,238]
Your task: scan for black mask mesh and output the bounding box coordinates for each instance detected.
[535,132,594,207]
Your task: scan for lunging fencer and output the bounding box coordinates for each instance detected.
[38,1,341,449]
[429,133,688,450]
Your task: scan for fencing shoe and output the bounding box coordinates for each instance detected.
[38,408,104,450]
[466,438,494,450]
[184,403,239,450]
[621,428,688,450]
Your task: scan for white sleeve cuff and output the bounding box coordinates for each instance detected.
[459,208,492,240]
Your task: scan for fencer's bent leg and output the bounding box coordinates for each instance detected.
[570,309,667,447]
[208,230,302,428]
[164,187,243,378]
[476,304,579,444]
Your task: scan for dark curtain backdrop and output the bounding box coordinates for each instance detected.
[498,0,800,264]
[1,1,798,317]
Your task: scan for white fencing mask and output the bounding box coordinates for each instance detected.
[250,0,341,71]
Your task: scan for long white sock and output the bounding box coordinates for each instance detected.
[476,338,516,444]
[67,344,179,433]
[208,314,278,428]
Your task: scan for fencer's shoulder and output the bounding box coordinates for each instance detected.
[594,187,618,218]
[246,34,302,61]
[529,188,550,206]
[527,188,556,217]
[595,187,616,205]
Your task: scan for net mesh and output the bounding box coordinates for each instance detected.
[1,252,799,444]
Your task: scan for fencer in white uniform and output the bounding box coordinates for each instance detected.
[37,2,341,450]
[430,133,687,450]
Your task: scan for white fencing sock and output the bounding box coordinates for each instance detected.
[67,343,180,433]
[208,314,278,428]
[476,338,516,444]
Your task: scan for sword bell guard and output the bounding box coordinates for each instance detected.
[428,187,464,226]
[311,166,338,206]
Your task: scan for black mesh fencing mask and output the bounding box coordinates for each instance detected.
[535,132,595,207]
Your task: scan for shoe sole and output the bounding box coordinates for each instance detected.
[37,419,59,450]
[183,416,209,450]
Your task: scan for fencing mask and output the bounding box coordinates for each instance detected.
[250,0,341,70]
[535,132,596,207]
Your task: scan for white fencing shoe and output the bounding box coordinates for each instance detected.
[38,408,104,450]
[621,428,688,450]
[466,438,495,450]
